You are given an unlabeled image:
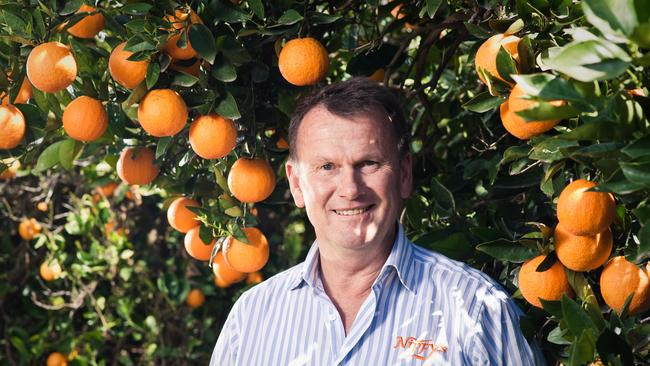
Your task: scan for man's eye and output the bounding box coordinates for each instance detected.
[363,161,377,167]
[321,163,333,171]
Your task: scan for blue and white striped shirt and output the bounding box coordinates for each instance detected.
[210,224,545,365]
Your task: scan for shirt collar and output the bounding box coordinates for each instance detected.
[288,223,417,294]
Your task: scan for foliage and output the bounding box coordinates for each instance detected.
[1,0,649,364]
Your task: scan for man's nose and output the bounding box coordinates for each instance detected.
[337,167,364,199]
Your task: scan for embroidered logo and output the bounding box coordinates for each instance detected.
[392,336,447,360]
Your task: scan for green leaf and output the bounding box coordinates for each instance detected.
[211,1,251,22]
[500,145,531,165]
[171,72,198,87]
[530,138,578,162]
[560,122,632,141]
[621,135,650,158]
[462,92,505,113]
[214,92,240,119]
[569,329,597,366]
[561,294,598,337]
[34,140,65,173]
[596,329,635,366]
[430,177,455,214]
[546,325,572,345]
[248,0,264,18]
[58,139,83,170]
[310,12,341,24]
[542,39,630,82]
[637,221,650,261]
[425,0,443,17]
[146,63,160,89]
[121,3,153,15]
[60,0,83,15]
[156,137,172,159]
[212,59,237,82]
[582,0,638,41]
[620,161,650,186]
[591,179,645,194]
[511,73,585,102]
[515,103,580,122]
[198,225,214,245]
[188,24,217,64]
[278,9,303,25]
[415,231,473,260]
[475,239,538,262]
[495,45,518,84]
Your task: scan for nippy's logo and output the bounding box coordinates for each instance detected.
[392,336,447,360]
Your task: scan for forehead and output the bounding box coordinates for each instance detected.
[293,105,397,159]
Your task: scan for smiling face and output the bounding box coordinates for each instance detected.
[286,105,412,254]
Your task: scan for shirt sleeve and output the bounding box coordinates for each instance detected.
[463,285,547,366]
[209,299,242,366]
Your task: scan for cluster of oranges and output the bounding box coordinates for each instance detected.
[474,33,565,140]
[166,196,268,291]
[518,179,650,315]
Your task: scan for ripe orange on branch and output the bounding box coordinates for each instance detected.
[279,37,329,86]
[137,89,188,137]
[0,158,20,179]
[223,227,269,273]
[554,223,613,272]
[184,226,216,261]
[474,33,520,86]
[189,114,237,159]
[26,42,77,93]
[185,288,205,309]
[46,351,68,366]
[62,96,108,142]
[600,256,650,315]
[557,179,616,236]
[167,197,201,233]
[109,42,149,89]
[0,104,26,150]
[518,255,573,308]
[40,258,62,282]
[66,4,105,39]
[164,8,203,30]
[499,83,565,140]
[116,147,159,185]
[19,218,42,240]
[227,158,276,203]
[212,251,246,285]
[1,77,32,105]
[164,32,198,60]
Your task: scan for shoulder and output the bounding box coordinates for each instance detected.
[230,261,305,311]
[409,242,516,310]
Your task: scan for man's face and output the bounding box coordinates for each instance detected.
[285,105,412,253]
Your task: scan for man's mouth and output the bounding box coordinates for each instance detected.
[333,205,374,216]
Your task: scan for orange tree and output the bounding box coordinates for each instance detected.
[1,0,649,364]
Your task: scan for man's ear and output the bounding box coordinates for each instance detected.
[285,159,305,208]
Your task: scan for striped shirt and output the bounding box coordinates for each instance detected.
[210,224,545,365]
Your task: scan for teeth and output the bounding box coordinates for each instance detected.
[335,207,370,216]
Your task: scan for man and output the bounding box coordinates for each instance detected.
[210,78,545,365]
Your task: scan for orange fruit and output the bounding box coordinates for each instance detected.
[185,288,205,309]
[600,256,650,315]
[368,68,385,83]
[475,33,520,86]
[66,4,105,38]
[40,258,62,282]
[62,96,108,142]
[167,197,201,233]
[109,42,149,89]
[0,158,20,179]
[164,9,202,30]
[164,32,197,60]
[26,42,77,93]
[137,89,188,137]
[518,255,573,308]
[276,137,289,150]
[214,275,231,288]
[278,38,329,86]
[19,218,42,240]
[554,223,613,272]
[227,158,276,203]
[184,226,216,261]
[246,271,263,285]
[169,58,201,76]
[189,114,237,159]
[0,104,26,149]
[223,227,269,273]
[557,179,616,236]
[212,251,246,285]
[116,147,159,185]
[95,182,119,198]
[37,202,48,212]
[1,77,32,105]
[499,83,565,140]
[46,351,68,366]
[390,4,416,30]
